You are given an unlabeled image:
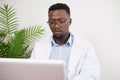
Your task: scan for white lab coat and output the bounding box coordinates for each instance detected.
[30,34,100,80]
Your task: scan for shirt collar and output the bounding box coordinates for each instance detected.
[51,33,74,47]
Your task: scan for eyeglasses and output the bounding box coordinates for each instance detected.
[47,19,69,26]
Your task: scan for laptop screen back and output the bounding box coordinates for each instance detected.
[0,58,66,80]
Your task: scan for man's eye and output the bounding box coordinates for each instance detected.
[59,20,65,24]
[50,22,54,24]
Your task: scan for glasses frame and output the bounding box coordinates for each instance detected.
[47,18,69,27]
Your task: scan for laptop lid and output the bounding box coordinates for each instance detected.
[0,58,66,80]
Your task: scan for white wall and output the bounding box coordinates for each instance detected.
[0,0,120,80]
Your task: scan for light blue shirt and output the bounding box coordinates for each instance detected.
[49,33,73,69]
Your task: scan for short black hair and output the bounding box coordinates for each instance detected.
[48,3,70,17]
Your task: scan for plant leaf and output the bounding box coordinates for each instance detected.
[0,4,45,58]
[24,25,44,45]
[0,4,18,35]
[7,29,25,58]
[0,42,9,57]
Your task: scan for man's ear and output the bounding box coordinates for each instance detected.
[69,18,72,25]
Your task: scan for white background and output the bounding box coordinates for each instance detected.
[0,0,120,80]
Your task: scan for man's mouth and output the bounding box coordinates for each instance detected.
[54,30,62,34]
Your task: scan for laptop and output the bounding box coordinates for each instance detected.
[0,58,66,80]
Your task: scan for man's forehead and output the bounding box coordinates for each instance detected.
[49,10,69,19]
[49,10,67,15]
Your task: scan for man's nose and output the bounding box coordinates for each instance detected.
[54,22,60,28]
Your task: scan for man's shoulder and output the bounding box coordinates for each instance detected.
[73,34,89,43]
[37,32,52,41]
[73,34,93,48]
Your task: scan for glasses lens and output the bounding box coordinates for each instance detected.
[47,19,68,26]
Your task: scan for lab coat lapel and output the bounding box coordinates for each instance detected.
[34,36,52,60]
[41,42,51,59]
[68,37,84,78]
[41,37,52,59]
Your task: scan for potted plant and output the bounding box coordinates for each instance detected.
[0,4,44,58]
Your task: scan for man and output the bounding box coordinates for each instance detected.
[31,3,100,80]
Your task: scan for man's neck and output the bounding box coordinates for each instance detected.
[53,33,70,45]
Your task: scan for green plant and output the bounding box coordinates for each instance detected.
[0,4,44,58]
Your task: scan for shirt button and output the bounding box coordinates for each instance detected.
[68,70,70,73]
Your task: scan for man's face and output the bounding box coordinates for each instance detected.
[48,9,71,39]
